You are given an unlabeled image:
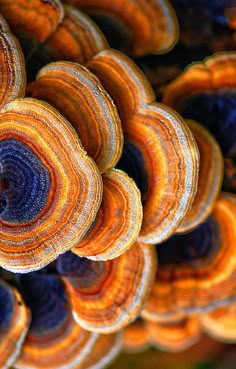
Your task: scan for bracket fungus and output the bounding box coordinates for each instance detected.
[30,61,123,173]
[142,193,236,321]
[27,5,109,82]
[177,120,223,233]
[0,280,30,369]
[124,315,201,354]
[63,0,179,56]
[0,15,26,109]
[57,243,156,334]
[75,331,123,369]
[0,0,236,362]
[200,303,236,343]
[0,1,108,81]
[15,273,108,369]
[163,53,236,156]
[88,49,199,243]
[44,6,108,64]
[30,61,143,259]
[0,99,102,273]
[163,53,236,194]
[0,0,64,57]
[123,318,150,353]
[146,317,201,352]
[72,168,143,260]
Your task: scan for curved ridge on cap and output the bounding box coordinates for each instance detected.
[0,0,64,51]
[163,53,236,110]
[0,98,102,273]
[123,319,150,353]
[0,280,30,369]
[0,15,26,110]
[76,331,123,369]
[200,303,236,343]
[15,273,100,369]
[163,53,236,189]
[44,5,108,64]
[146,317,201,352]
[177,120,223,233]
[0,1,109,81]
[31,61,123,173]
[88,49,199,244]
[63,0,179,56]
[57,243,156,334]
[73,168,143,260]
[142,193,236,321]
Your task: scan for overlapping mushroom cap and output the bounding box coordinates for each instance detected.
[88,49,199,244]
[63,0,179,56]
[177,120,223,233]
[0,98,103,272]
[163,53,236,193]
[28,60,143,260]
[30,61,123,174]
[124,316,201,353]
[0,7,107,274]
[200,302,236,343]
[0,0,64,55]
[142,193,236,321]
[163,53,236,156]
[14,273,122,369]
[0,0,200,251]
[0,15,26,108]
[57,243,156,333]
[72,169,142,260]
[0,7,158,366]
[0,280,30,369]
[123,318,150,353]
[0,0,109,81]
[1,0,236,365]
[146,317,201,352]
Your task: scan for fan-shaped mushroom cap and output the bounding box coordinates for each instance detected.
[162,53,236,157]
[0,98,102,273]
[142,193,236,321]
[123,318,150,353]
[27,5,109,80]
[146,317,201,352]
[31,61,123,173]
[0,15,25,109]
[200,303,236,343]
[45,6,108,63]
[163,53,236,109]
[57,243,156,334]
[73,169,142,260]
[63,0,179,56]
[15,273,101,369]
[88,49,199,243]
[76,331,123,369]
[0,280,30,369]
[0,0,64,56]
[88,49,156,122]
[163,53,236,197]
[177,120,223,233]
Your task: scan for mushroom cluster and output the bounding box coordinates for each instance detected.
[0,0,235,368]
